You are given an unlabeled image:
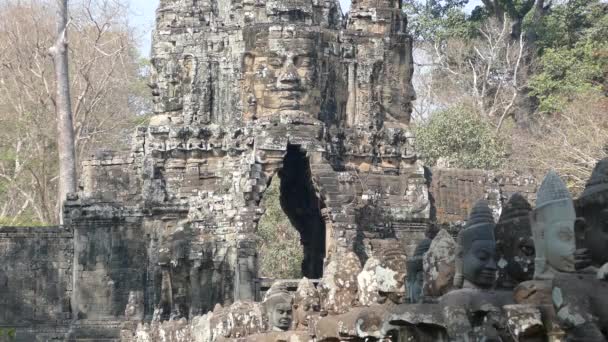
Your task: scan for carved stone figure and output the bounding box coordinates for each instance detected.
[293,277,320,329]
[319,252,362,315]
[516,170,578,341]
[407,238,432,303]
[495,193,534,289]
[263,283,294,331]
[455,199,498,289]
[441,200,513,340]
[531,170,577,279]
[376,246,408,304]
[576,157,608,273]
[539,161,608,341]
[125,291,144,321]
[423,229,457,298]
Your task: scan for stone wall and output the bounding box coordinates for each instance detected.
[429,168,538,224]
[0,226,72,326]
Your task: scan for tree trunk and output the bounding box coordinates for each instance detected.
[50,0,76,224]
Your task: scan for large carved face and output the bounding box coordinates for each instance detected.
[243,26,320,118]
[463,240,498,288]
[269,302,293,331]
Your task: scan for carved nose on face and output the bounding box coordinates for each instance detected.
[278,64,300,86]
[486,258,498,271]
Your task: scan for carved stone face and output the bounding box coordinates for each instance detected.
[244,27,320,118]
[503,236,535,281]
[541,205,577,272]
[269,302,293,331]
[581,207,608,266]
[463,240,498,288]
[496,219,535,283]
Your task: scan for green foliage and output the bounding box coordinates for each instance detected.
[528,0,608,113]
[256,178,303,279]
[0,216,48,227]
[535,0,608,50]
[404,1,479,42]
[0,328,16,340]
[414,106,508,169]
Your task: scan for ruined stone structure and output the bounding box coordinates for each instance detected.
[5,0,595,340]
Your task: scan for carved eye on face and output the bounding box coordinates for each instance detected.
[268,57,283,68]
[294,56,311,68]
[475,250,491,262]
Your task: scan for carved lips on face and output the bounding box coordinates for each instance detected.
[463,240,498,288]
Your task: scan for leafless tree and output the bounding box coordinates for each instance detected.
[50,0,77,223]
[0,0,147,224]
[412,16,530,132]
[508,93,608,194]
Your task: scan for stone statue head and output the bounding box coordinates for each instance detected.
[532,170,576,278]
[577,158,608,267]
[243,25,321,119]
[495,193,534,286]
[263,283,294,331]
[455,200,498,289]
[376,246,408,304]
[293,277,320,327]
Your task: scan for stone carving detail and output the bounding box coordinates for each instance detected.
[319,252,362,315]
[577,157,608,273]
[293,278,320,329]
[440,200,514,340]
[263,283,294,331]
[454,199,498,289]
[125,291,145,321]
[532,170,577,279]
[407,238,432,303]
[422,229,456,298]
[495,193,534,289]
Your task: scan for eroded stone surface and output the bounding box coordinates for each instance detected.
[319,252,361,314]
[422,229,456,298]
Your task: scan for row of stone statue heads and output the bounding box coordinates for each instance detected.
[131,158,608,342]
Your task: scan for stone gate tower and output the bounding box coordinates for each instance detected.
[65,0,428,328]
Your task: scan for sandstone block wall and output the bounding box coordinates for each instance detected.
[0,226,72,326]
[430,168,538,224]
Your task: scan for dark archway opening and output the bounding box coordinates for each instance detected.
[279,145,326,279]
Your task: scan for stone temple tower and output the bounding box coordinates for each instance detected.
[64,0,427,332]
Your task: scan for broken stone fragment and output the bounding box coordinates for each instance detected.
[319,252,361,314]
[357,257,381,306]
[422,229,456,298]
[503,304,544,339]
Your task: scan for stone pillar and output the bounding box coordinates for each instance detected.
[346,62,357,127]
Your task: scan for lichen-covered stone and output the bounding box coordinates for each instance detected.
[422,230,456,298]
[319,252,361,314]
[357,257,382,306]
